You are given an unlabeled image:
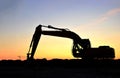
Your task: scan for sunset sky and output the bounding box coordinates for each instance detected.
[0,0,120,60]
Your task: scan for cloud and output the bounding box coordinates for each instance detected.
[105,8,120,16]
[81,7,120,27]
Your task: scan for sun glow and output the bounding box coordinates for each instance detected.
[34,36,74,60]
[0,0,120,60]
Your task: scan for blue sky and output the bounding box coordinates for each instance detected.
[0,0,120,59]
[0,0,119,29]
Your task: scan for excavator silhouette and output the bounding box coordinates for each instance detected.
[27,25,115,60]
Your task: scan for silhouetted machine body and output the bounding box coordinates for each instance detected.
[27,25,115,60]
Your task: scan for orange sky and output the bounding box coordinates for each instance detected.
[0,0,120,60]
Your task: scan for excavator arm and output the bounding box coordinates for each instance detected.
[27,25,91,60]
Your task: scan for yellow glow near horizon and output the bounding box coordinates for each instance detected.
[0,0,120,60]
[34,36,74,60]
[1,26,119,60]
[0,25,120,60]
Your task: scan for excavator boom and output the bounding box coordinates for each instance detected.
[27,25,91,60]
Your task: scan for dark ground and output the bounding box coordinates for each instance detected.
[0,59,120,78]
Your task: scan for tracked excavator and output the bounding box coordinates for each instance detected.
[27,25,115,60]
